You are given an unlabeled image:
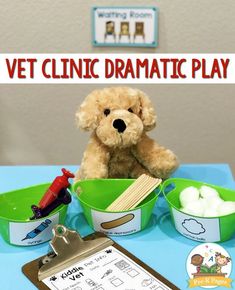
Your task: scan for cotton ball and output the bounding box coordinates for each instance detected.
[180,207,192,215]
[204,208,219,217]
[200,185,219,199]
[198,198,208,211]
[207,196,224,211]
[181,200,204,216]
[217,201,235,216]
[179,186,200,207]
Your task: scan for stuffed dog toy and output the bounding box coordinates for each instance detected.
[75,87,178,180]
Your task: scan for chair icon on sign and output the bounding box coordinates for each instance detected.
[119,22,131,42]
[134,22,145,43]
[104,21,116,42]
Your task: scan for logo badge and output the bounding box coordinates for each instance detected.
[186,243,232,288]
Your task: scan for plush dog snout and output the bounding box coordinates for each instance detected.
[113,119,126,133]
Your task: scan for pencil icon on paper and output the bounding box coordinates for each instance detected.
[21,219,52,241]
[101,214,134,229]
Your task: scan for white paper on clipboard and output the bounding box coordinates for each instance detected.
[43,245,171,290]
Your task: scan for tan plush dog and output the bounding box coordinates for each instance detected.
[75,87,178,180]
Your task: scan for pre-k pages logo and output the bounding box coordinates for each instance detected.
[186,243,232,288]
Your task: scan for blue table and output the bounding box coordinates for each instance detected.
[0,164,234,290]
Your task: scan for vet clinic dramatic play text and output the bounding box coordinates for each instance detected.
[0,54,232,83]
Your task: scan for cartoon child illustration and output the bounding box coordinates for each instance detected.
[215,252,231,273]
[191,254,204,273]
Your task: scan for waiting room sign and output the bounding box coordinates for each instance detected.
[92,7,158,48]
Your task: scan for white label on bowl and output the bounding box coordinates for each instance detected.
[91,209,141,235]
[9,213,59,246]
[172,208,220,242]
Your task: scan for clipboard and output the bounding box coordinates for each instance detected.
[22,225,179,290]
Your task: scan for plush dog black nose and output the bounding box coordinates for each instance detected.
[113,119,126,133]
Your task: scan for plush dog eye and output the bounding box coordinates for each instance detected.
[104,109,110,116]
[128,108,133,113]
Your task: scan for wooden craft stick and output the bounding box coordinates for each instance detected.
[108,175,152,211]
[106,174,162,211]
[119,178,153,211]
[107,177,148,211]
[121,177,160,210]
[111,175,152,210]
[107,175,147,211]
[112,176,151,211]
[129,181,162,209]
[123,177,159,210]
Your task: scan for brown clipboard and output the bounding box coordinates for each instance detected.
[22,226,179,290]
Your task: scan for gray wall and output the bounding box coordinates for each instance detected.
[0,0,234,174]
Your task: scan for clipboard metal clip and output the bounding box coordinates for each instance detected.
[38,224,113,281]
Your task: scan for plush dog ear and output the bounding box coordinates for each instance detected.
[75,91,100,131]
[138,90,157,131]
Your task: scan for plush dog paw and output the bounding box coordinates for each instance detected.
[151,149,179,179]
[75,166,108,181]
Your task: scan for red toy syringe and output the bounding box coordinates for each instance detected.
[39,168,75,209]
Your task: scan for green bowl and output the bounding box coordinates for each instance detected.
[162,178,235,242]
[0,183,68,246]
[72,179,159,236]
